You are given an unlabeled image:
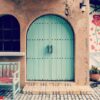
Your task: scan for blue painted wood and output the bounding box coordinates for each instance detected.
[27,15,74,81]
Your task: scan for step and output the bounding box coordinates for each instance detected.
[23,85,94,95]
[25,81,76,87]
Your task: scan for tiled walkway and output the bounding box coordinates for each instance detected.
[4,84,100,100]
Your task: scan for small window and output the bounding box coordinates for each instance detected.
[0,15,20,52]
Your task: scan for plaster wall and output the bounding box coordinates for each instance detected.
[0,0,89,87]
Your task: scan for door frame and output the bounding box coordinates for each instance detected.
[25,14,75,83]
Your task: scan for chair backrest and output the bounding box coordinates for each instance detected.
[0,62,19,77]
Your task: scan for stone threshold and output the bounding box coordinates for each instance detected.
[23,85,94,95]
[25,81,76,86]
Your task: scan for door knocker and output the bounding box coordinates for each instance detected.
[47,45,53,54]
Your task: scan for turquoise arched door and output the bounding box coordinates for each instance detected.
[27,15,74,81]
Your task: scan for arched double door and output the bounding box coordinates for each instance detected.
[27,15,74,81]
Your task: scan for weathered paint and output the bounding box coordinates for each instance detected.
[89,7,100,52]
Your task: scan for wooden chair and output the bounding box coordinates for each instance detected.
[0,62,20,99]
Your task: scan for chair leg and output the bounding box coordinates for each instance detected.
[19,82,21,92]
[12,83,15,100]
[12,82,20,99]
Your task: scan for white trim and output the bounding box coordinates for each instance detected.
[0,52,25,56]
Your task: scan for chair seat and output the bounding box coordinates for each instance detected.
[0,77,12,83]
[0,96,4,99]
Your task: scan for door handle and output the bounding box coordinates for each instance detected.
[47,45,53,54]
